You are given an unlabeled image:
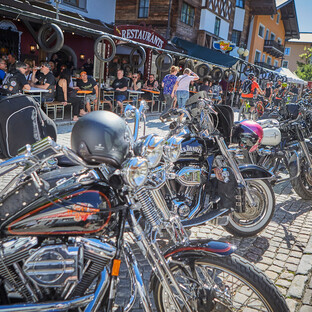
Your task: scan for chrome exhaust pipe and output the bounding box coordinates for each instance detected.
[0,294,94,312]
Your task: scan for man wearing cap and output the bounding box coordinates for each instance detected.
[1,61,31,97]
[77,71,101,112]
[31,62,56,102]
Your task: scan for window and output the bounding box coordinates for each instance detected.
[138,0,150,18]
[284,47,291,56]
[265,29,269,40]
[63,0,86,9]
[276,12,280,24]
[214,17,221,36]
[270,32,276,41]
[181,2,195,26]
[282,60,289,68]
[236,0,244,8]
[277,38,282,45]
[255,50,261,62]
[262,54,266,62]
[267,56,272,65]
[274,60,279,67]
[231,30,241,45]
[258,24,265,38]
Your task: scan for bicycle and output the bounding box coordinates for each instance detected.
[238,96,264,121]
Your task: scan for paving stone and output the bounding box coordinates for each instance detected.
[276,279,292,288]
[299,306,312,312]
[286,298,298,312]
[288,256,301,265]
[287,275,308,298]
[297,255,312,274]
[265,270,279,281]
[273,259,286,267]
[280,271,295,280]
[276,253,288,261]
[305,236,312,254]
[285,263,299,273]
[303,289,312,305]
[268,264,284,274]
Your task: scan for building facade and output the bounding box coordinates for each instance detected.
[283,33,312,72]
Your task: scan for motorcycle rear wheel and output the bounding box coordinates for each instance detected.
[224,179,275,237]
[153,254,289,312]
[290,155,312,199]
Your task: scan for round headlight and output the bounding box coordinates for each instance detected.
[121,157,148,188]
[164,136,182,162]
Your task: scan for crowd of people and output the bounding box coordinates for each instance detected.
[0,52,307,121]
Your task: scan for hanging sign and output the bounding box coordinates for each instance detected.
[213,40,235,53]
[114,25,167,49]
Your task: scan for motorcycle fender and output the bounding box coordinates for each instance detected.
[238,164,274,180]
[149,240,235,292]
[288,150,301,179]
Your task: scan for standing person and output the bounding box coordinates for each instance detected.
[1,61,30,96]
[77,71,101,112]
[30,62,56,102]
[56,70,87,121]
[159,65,179,122]
[240,73,263,119]
[264,81,273,105]
[111,69,128,116]
[0,58,7,84]
[290,84,299,102]
[172,68,199,121]
[7,54,17,73]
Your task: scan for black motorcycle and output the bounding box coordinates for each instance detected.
[0,110,289,311]
[239,103,312,199]
[156,96,276,237]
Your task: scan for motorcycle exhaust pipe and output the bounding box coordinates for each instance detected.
[0,294,94,312]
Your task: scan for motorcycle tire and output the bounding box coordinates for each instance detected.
[290,148,312,199]
[153,253,289,312]
[224,179,275,237]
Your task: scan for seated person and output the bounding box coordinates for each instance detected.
[1,61,30,96]
[130,73,142,91]
[77,71,104,112]
[142,74,159,109]
[111,69,128,115]
[199,78,212,94]
[56,70,87,121]
[31,62,56,102]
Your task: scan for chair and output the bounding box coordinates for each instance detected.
[45,101,72,120]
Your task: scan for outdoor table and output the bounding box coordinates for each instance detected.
[128,89,145,106]
[141,89,161,111]
[23,87,50,104]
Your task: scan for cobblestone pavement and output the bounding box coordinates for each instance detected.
[1,113,312,311]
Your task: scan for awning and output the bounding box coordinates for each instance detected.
[171,37,239,68]
[275,67,306,85]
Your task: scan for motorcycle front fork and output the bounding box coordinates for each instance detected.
[215,136,256,207]
[127,208,194,312]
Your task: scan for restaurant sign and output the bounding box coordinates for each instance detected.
[114,25,167,49]
[213,40,235,53]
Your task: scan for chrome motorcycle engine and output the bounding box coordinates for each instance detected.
[0,236,116,302]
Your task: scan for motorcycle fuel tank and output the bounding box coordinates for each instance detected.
[179,137,205,162]
[4,188,112,236]
[261,127,281,146]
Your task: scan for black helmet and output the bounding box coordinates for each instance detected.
[248,73,255,79]
[71,111,132,167]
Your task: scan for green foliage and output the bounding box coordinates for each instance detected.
[296,46,312,81]
[296,64,312,81]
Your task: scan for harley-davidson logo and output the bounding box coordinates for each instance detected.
[181,145,202,154]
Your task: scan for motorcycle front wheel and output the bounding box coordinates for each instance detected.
[224,179,275,237]
[153,253,289,312]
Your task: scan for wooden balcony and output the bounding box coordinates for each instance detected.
[255,62,278,71]
[249,0,276,15]
[263,40,284,58]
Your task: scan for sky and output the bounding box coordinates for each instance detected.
[294,0,312,32]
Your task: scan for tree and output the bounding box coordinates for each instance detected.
[296,46,312,81]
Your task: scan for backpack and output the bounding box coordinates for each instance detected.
[1,72,20,95]
[0,94,57,158]
[241,79,252,95]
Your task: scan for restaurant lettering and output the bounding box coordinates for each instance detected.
[115,25,167,49]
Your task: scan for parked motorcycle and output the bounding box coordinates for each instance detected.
[237,103,312,199]
[0,110,289,311]
[157,95,275,237]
